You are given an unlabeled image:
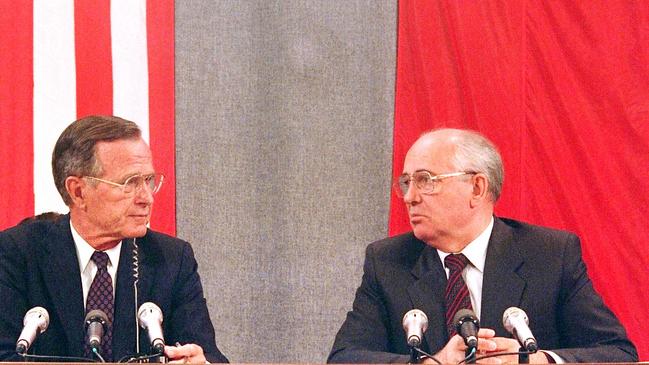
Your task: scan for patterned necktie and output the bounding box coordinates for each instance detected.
[85,251,113,360]
[444,253,473,337]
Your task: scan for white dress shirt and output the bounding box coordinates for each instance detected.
[70,221,122,309]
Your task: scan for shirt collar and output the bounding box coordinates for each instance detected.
[70,220,122,273]
[437,216,494,273]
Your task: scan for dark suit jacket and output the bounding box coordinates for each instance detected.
[328,217,637,363]
[0,215,228,363]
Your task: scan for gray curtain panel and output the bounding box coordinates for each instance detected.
[175,1,397,362]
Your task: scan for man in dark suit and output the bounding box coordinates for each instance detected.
[328,129,637,364]
[0,116,228,363]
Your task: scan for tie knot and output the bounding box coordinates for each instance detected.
[444,253,470,272]
[91,251,110,270]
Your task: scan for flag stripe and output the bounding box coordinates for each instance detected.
[0,1,175,233]
[75,0,113,117]
[0,1,34,226]
[146,0,176,234]
[33,0,77,216]
[111,0,150,142]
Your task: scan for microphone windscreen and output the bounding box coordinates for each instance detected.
[85,309,108,325]
[453,308,477,325]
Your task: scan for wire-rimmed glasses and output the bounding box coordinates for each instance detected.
[84,173,165,195]
[393,171,476,197]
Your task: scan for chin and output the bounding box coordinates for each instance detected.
[412,226,435,244]
[125,225,148,238]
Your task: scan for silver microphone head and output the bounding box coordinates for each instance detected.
[138,302,163,327]
[16,306,50,354]
[138,302,165,353]
[24,306,49,333]
[402,309,428,347]
[503,306,538,352]
[503,306,528,333]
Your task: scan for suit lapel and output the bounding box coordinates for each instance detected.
[112,237,137,359]
[40,216,85,356]
[112,233,159,359]
[480,218,525,334]
[407,243,449,352]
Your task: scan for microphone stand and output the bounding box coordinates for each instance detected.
[518,346,529,364]
[465,347,476,364]
[152,354,168,363]
[409,346,419,364]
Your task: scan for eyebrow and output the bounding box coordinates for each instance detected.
[414,169,435,174]
[116,172,152,183]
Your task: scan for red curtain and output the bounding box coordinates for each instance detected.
[391,1,649,358]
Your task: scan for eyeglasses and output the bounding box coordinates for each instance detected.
[84,173,165,195]
[393,171,476,197]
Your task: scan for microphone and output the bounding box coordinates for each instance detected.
[15,306,50,354]
[402,309,428,347]
[453,309,480,349]
[85,309,108,352]
[503,307,538,352]
[138,302,165,354]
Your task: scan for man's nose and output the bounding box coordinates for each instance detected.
[403,181,420,204]
[135,183,154,204]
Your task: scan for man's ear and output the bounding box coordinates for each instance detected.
[469,173,490,207]
[65,176,87,208]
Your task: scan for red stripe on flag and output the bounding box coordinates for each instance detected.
[74,0,113,117]
[0,2,34,229]
[146,0,175,235]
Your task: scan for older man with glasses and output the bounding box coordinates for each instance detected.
[0,116,228,363]
[328,128,637,364]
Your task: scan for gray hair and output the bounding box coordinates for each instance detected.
[52,115,141,205]
[422,128,504,201]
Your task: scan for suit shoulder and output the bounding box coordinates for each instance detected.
[141,229,195,260]
[498,217,580,251]
[0,220,57,250]
[366,232,426,266]
[143,229,191,246]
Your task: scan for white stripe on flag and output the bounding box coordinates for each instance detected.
[111,0,150,142]
[33,0,76,215]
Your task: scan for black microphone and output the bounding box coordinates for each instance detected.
[402,309,429,347]
[453,309,480,349]
[503,307,538,352]
[138,302,165,354]
[85,309,108,352]
[15,306,50,354]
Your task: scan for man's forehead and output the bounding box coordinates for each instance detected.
[95,138,154,172]
[404,136,456,171]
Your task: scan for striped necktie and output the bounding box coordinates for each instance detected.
[444,253,473,337]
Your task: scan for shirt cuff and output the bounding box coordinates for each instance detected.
[541,350,564,364]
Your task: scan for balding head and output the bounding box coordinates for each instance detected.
[414,129,504,202]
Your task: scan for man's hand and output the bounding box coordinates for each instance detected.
[422,328,498,364]
[164,343,207,364]
[488,337,549,364]
[421,329,550,364]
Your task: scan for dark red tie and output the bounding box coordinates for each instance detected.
[85,251,113,360]
[444,253,473,337]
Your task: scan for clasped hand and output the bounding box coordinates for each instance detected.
[421,329,549,364]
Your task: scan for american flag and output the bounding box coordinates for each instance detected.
[0,0,175,234]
